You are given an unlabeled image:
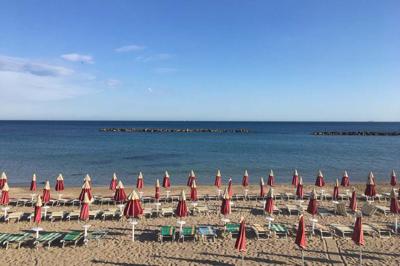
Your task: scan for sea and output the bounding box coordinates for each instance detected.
[0,121,399,187]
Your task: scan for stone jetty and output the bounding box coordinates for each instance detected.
[312,131,400,136]
[100,128,250,133]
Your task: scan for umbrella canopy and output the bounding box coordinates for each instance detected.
[33,195,42,224]
[390,170,397,187]
[295,215,307,249]
[315,170,325,187]
[79,180,92,201]
[364,172,376,197]
[0,183,10,205]
[175,190,188,218]
[0,172,7,189]
[155,179,161,200]
[190,179,198,201]
[220,188,231,216]
[79,192,90,221]
[214,169,222,188]
[234,217,246,252]
[390,188,399,214]
[265,187,274,214]
[162,171,171,189]
[307,188,318,215]
[124,190,143,218]
[109,173,118,191]
[332,179,339,200]
[352,214,365,246]
[228,178,233,198]
[136,172,144,190]
[296,176,304,199]
[55,173,65,192]
[187,170,196,187]
[259,177,265,197]
[292,169,299,187]
[30,173,37,191]
[83,174,91,184]
[114,180,127,202]
[242,170,249,187]
[267,169,275,187]
[42,181,51,204]
[349,187,357,212]
[341,170,350,187]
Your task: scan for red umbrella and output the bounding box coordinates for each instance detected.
[0,183,10,205]
[307,188,318,215]
[155,179,161,201]
[228,178,233,198]
[259,177,265,197]
[175,190,188,218]
[55,174,65,192]
[0,172,7,189]
[83,174,91,185]
[79,192,90,221]
[364,172,376,198]
[42,181,51,204]
[292,169,299,187]
[315,170,325,187]
[341,170,350,187]
[114,180,127,202]
[332,179,339,201]
[162,171,171,189]
[242,170,249,187]
[214,169,222,189]
[187,170,195,187]
[220,188,231,216]
[390,169,397,187]
[190,180,198,201]
[33,195,42,224]
[124,190,143,218]
[234,217,247,262]
[267,169,274,187]
[264,187,274,215]
[110,173,118,191]
[352,214,365,265]
[296,176,304,199]
[79,180,93,201]
[30,173,37,191]
[390,188,399,232]
[136,172,144,191]
[295,215,307,265]
[349,187,357,212]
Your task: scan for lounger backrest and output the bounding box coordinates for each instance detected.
[337,203,347,216]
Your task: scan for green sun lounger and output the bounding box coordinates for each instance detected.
[179,226,196,242]
[225,223,240,238]
[34,232,63,248]
[158,226,175,242]
[2,233,31,249]
[60,231,83,248]
[270,223,289,238]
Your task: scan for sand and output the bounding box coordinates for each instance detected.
[0,183,399,266]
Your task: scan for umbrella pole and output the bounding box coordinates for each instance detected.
[301,249,305,266]
[395,216,398,233]
[359,246,362,265]
[241,252,244,266]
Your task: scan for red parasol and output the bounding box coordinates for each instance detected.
[109,173,118,191]
[295,215,307,249]
[267,169,275,187]
[79,180,93,201]
[114,180,127,202]
[296,176,304,199]
[190,179,198,201]
[292,169,299,187]
[259,177,265,197]
[33,195,42,224]
[42,181,51,204]
[136,172,144,190]
[214,169,222,188]
[187,170,196,187]
[390,188,399,214]
[0,172,7,189]
[315,170,325,187]
[332,179,339,200]
[242,170,249,187]
[264,187,274,215]
[341,170,350,187]
[175,190,188,218]
[352,214,365,265]
[307,188,318,215]
[30,173,37,191]
[227,178,233,198]
[234,217,246,253]
[55,174,65,192]
[349,187,357,212]
[162,171,171,189]
[155,179,161,201]
[390,170,397,187]
[124,190,143,218]
[364,172,376,197]
[79,192,90,221]
[220,188,231,216]
[0,183,10,205]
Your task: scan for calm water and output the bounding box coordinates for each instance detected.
[0,121,399,187]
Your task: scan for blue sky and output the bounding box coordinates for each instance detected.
[0,1,399,121]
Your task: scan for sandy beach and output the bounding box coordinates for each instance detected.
[0,183,398,265]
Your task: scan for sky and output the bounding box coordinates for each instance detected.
[0,0,399,121]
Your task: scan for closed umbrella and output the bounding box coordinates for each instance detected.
[264,187,274,215]
[220,188,231,216]
[110,173,118,191]
[0,183,10,205]
[83,174,91,185]
[175,190,188,218]
[55,174,65,192]
[79,180,93,202]
[390,170,397,187]
[364,172,376,199]
[155,179,161,201]
[124,190,143,218]
[341,170,350,187]
[242,170,249,187]
[259,177,265,198]
[227,178,233,198]
[42,181,51,204]
[190,179,198,201]
[214,169,222,189]
[307,188,318,216]
[332,179,339,201]
[292,169,299,187]
[234,217,247,263]
[295,215,307,266]
[30,173,37,191]
[136,172,144,191]
[349,187,357,212]
[0,172,7,189]
[114,180,127,202]
[79,192,90,221]
[267,169,274,187]
[296,176,304,199]
[162,171,171,189]
[33,195,42,224]
[187,170,195,187]
[352,214,365,265]
[315,170,325,187]
[390,188,399,232]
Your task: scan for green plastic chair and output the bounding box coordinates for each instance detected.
[60,231,83,248]
[159,226,175,242]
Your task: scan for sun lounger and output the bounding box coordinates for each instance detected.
[197,226,217,241]
[251,224,270,239]
[281,192,295,201]
[318,207,332,217]
[375,205,390,216]
[66,211,81,221]
[49,211,65,222]
[331,224,353,237]
[338,193,349,201]
[60,231,83,248]
[158,226,175,242]
[369,223,392,238]
[179,226,196,242]
[87,230,108,246]
[270,223,288,238]
[34,232,63,248]
[161,207,174,217]
[225,223,240,238]
[336,202,348,216]
[361,203,377,216]
[360,224,377,236]
[1,233,31,249]
[143,207,153,218]
[194,205,210,216]
[88,210,102,220]
[285,204,303,216]
[101,209,121,220]
[5,212,23,223]
[315,224,333,239]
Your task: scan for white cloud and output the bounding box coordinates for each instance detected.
[115,44,146,52]
[154,67,178,74]
[136,53,173,62]
[61,53,94,64]
[106,79,121,88]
